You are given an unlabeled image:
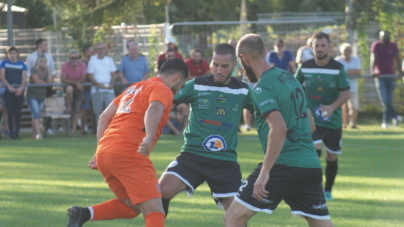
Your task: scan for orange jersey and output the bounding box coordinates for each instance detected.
[97,77,173,159]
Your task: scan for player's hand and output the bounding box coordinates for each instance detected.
[319,105,333,118]
[137,136,153,156]
[88,156,98,170]
[253,172,269,201]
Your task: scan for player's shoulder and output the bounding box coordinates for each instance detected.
[301,58,317,68]
[327,58,344,70]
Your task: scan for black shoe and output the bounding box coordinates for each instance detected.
[67,206,89,227]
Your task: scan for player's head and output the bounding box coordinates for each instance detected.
[237,33,266,83]
[311,31,330,61]
[6,46,19,61]
[379,30,390,43]
[210,43,236,85]
[159,58,189,93]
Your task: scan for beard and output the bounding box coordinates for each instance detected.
[315,52,328,60]
[240,59,258,83]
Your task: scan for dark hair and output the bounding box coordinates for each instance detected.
[82,44,92,54]
[312,31,330,44]
[159,58,189,81]
[275,38,284,44]
[35,38,46,47]
[214,43,236,62]
[191,48,202,55]
[6,46,18,53]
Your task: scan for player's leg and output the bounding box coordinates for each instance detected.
[159,152,207,216]
[322,128,342,200]
[348,93,359,128]
[341,103,348,129]
[312,126,323,158]
[137,198,165,227]
[224,200,256,227]
[65,85,74,112]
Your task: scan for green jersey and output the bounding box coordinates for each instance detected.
[174,75,253,161]
[295,58,350,129]
[252,68,320,168]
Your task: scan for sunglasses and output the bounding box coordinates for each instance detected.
[70,57,79,60]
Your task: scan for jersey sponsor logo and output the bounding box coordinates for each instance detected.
[277,71,295,84]
[198,119,234,129]
[232,103,239,111]
[198,98,209,109]
[216,107,227,117]
[286,129,311,143]
[316,86,324,92]
[309,95,322,100]
[216,94,227,104]
[316,76,324,83]
[198,92,211,96]
[258,99,274,107]
[255,87,262,94]
[202,135,227,152]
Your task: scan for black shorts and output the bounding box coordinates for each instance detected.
[162,152,242,198]
[235,164,330,220]
[312,125,342,154]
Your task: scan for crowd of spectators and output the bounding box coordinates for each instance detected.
[0,31,402,140]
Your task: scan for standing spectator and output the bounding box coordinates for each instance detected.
[295,37,314,65]
[25,56,54,140]
[0,51,9,138]
[295,31,351,201]
[370,31,402,128]
[0,46,27,140]
[184,49,211,79]
[266,38,296,74]
[66,59,188,227]
[336,43,361,129]
[157,49,176,72]
[80,44,94,135]
[61,49,86,137]
[225,33,334,227]
[26,38,56,78]
[87,43,117,125]
[155,36,183,73]
[117,42,149,90]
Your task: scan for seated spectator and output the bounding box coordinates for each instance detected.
[61,49,86,137]
[266,38,296,74]
[25,56,54,140]
[117,42,149,90]
[162,103,189,135]
[80,44,94,135]
[157,49,176,72]
[184,49,211,80]
[0,46,27,140]
[155,36,183,73]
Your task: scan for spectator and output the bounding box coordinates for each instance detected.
[184,49,211,79]
[162,103,189,135]
[87,42,117,125]
[0,46,27,140]
[155,36,183,73]
[157,49,176,72]
[61,49,86,137]
[117,42,149,90]
[266,38,296,74]
[336,43,361,129]
[25,56,54,140]
[0,51,9,138]
[295,37,314,65]
[370,30,402,128]
[80,44,94,135]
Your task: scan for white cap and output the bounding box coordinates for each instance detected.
[165,36,176,44]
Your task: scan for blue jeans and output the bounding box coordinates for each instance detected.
[26,97,45,119]
[4,91,24,138]
[375,77,398,123]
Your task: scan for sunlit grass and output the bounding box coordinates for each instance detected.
[1,124,404,226]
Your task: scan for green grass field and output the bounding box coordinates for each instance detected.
[1,124,404,227]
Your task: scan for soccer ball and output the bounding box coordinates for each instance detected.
[313,105,332,121]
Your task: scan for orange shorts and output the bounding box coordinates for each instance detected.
[96,153,161,205]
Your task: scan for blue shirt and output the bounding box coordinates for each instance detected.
[0,59,27,90]
[118,55,149,84]
[266,50,294,71]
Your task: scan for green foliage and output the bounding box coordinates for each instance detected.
[13,0,53,28]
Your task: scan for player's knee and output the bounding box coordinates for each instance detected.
[325,152,337,162]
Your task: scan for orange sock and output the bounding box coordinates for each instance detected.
[92,198,138,220]
[145,212,165,227]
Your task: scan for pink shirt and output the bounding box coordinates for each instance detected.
[61,61,86,80]
[371,41,399,74]
[184,58,210,77]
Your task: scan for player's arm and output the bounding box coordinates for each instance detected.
[88,102,118,170]
[307,108,316,133]
[137,100,165,156]
[253,111,287,201]
[320,89,350,118]
[0,68,15,92]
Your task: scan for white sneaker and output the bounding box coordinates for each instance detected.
[393,115,403,126]
[381,123,390,128]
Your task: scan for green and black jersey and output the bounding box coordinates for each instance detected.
[295,58,350,129]
[174,75,253,162]
[252,67,320,168]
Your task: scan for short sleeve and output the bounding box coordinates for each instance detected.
[294,65,304,84]
[149,85,174,111]
[109,58,117,72]
[61,63,67,75]
[285,50,294,61]
[338,67,350,91]
[22,62,27,71]
[174,79,194,104]
[117,58,125,72]
[0,60,6,69]
[354,57,361,70]
[87,59,95,74]
[252,86,279,117]
[370,42,377,54]
[113,93,123,106]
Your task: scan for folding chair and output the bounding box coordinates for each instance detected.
[44,97,71,138]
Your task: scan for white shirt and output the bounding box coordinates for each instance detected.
[87,56,117,94]
[25,51,56,77]
[335,56,361,93]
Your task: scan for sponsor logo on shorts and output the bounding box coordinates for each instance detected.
[202,135,227,152]
[167,160,178,168]
[313,203,328,210]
